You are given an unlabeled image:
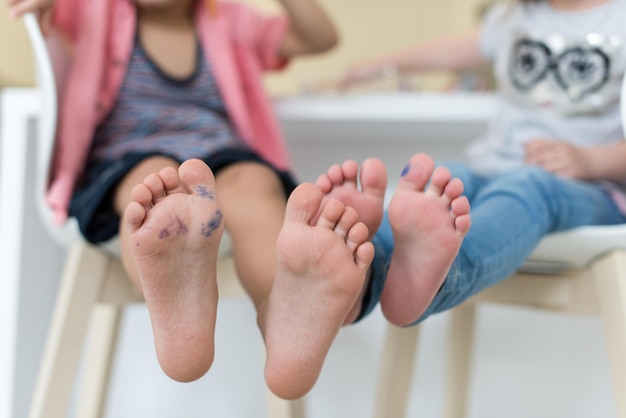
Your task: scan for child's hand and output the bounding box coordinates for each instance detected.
[335,63,397,91]
[524,139,592,180]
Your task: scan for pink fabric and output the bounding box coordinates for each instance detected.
[47,0,292,223]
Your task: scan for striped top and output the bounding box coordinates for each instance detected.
[90,35,248,163]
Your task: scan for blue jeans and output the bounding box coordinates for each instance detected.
[358,163,626,325]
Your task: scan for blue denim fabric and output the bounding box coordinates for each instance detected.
[356,162,626,324]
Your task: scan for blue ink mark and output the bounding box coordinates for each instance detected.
[201,210,223,237]
[401,164,410,177]
[158,217,188,238]
[196,185,215,200]
[175,216,188,235]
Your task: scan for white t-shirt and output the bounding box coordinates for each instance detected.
[468,0,626,178]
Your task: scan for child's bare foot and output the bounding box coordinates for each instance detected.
[315,158,387,323]
[263,183,374,399]
[380,153,470,327]
[315,157,387,239]
[124,159,224,382]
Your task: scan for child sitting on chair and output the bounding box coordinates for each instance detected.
[7,0,376,400]
[320,0,626,328]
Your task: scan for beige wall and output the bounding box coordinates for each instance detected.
[250,0,487,95]
[0,0,485,94]
[0,2,34,88]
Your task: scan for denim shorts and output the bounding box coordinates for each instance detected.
[69,149,299,244]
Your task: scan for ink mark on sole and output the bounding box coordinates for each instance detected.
[159,216,189,239]
[196,185,216,200]
[201,210,223,237]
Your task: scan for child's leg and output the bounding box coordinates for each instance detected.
[215,162,373,399]
[117,157,223,382]
[417,165,626,320]
[213,162,288,310]
[380,153,470,326]
[264,183,374,399]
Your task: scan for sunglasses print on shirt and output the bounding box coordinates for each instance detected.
[509,38,610,102]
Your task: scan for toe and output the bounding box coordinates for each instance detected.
[340,160,360,184]
[325,164,347,186]
[124,201,147,232]
[315,173,333,193]
[398,153,435,192]
[360,157,388,197]
[333,206,359,239]
[346,221,370,254]
[143,173,168,204]
[443,177,464,201]
[316,199,345,230]
[179,159,217,195]
[354,240,375,270]
[426,166,452,198]
[455,213,471,236]
[284,183,324,224]
[131,183,155,209]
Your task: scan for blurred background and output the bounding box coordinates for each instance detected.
[0,0,493,94]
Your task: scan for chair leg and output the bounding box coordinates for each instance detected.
[373,324,420,418]
[29,244,110,418]
[444,304,476,418]
[591,250,626,418]
[75,304,123,418]
[266,389,306,418]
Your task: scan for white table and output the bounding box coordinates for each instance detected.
[274,92,494,188]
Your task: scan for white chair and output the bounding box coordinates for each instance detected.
[19,13,305,418]
[373,101,626,417]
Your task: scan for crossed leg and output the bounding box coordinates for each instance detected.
[315,157,387,323]
[263,183,374,399]
[316,153,471,327]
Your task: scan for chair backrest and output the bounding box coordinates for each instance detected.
[24,13,85,248]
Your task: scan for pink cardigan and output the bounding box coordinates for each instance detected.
[48,0,293,223]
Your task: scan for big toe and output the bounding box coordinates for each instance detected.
[179,159,217,194]
[360,157,388,196]
[284,183,324,225]
[398,153,436,192]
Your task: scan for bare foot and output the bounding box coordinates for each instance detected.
[124,159,224,382]
[264,183,375,399]
[380,153,471,327]
[315,157,387,239]
[315,158,387,323]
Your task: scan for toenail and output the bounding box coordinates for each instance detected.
[401,164,410,177]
